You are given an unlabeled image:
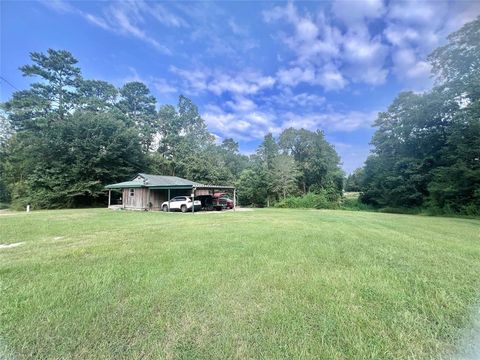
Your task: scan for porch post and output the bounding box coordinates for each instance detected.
[108,189,111,208]
[168,188,171,212]
[147,188,150,211]
[192,187,195,215]
[233,188,236,212]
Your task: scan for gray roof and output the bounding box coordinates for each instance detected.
[105,173,234,190]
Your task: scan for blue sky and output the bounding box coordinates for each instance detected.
[1,1,479,173]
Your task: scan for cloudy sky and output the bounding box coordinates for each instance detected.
[1,1,479,172]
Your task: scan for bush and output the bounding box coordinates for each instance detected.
[275,191,340,209]
[340,197,374,211]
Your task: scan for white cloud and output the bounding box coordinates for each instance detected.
[105,3,171,54]
[41,0,173,54]
[83,13,112,31]
[153,78,177,94]
[225,96,257,112]
[343,33,388,85]
[383,0,480,88]
[203,94,377,143]
[170,67,275,96]
[41,0,75,13]
[318,64,348,90]
[203,106,276,141]
[276,66,315,87]
[146,3,189,28]
[264,2,387,90]
[280,110,377,133]
[228,19,248,36]
[387,1,443,26]
[276,91,326,108]
[264,1,480,90]
[332,0,385,26]
[276,63,348,91]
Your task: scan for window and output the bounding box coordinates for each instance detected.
[129,188,135,197]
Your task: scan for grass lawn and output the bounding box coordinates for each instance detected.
[1,208,479,359]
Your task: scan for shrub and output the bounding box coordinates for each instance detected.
[340,197,374,211]
[275,191,340,209]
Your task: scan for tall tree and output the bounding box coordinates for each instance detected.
[279,128,343,195]
[345,168,364,192]
[156,95,215,177]
[118,82,157,152]
[254,133,279,206]
[3,49,81,129]
[219,138,249,180]
[237,168,268,207]
[271,155,300,199]
[256,133,279,170]
[78,80,118,112]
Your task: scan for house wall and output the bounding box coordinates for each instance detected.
[149,190,167,210]
[121,188,192,210]
[123,188,148,210]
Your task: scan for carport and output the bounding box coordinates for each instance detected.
[105,173,235,212]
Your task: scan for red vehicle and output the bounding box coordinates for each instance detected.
[212,193,234,210]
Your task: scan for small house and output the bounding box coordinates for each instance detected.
[105,173,235,211]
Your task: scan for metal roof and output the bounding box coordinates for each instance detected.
[105,173,234,190]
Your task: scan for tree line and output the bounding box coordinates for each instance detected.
[347,17,480,215]
[1,17,478,214]
[0,50,343,209]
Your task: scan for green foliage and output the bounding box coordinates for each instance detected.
[345,168,364,192]
[248,129,343,206]
[0,48,344,210]
[7,111,145,209]
[77,79,118,112]
[279,127,344,195]
[339,193,375,211]
[0,49,150,209]
[275,189,341,209]
[219,138,249,179]
[361,18,480,215]
[237,168,268,207]
[270,155,300,199]
[118,82,157,152]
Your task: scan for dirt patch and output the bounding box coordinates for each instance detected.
[0,242,24,249]
[455,305,480,359]
[195,208,253,215]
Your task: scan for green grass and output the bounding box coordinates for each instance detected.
[1,209,479,359]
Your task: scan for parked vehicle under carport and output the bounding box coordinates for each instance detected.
[212,193,234,210]
[196,193,234,211]
[161,196,201,212]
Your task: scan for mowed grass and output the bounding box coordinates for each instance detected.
[1,209,479,359]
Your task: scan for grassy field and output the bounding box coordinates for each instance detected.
[1,208,479,359]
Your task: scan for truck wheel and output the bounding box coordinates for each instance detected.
[181,205,187,213]
[163,205,168,212]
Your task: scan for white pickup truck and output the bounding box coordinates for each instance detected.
[161,196,201,212]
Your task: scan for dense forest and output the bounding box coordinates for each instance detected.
[1,17,479,215]
[355,17,480,215]
[0,50,343,209]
